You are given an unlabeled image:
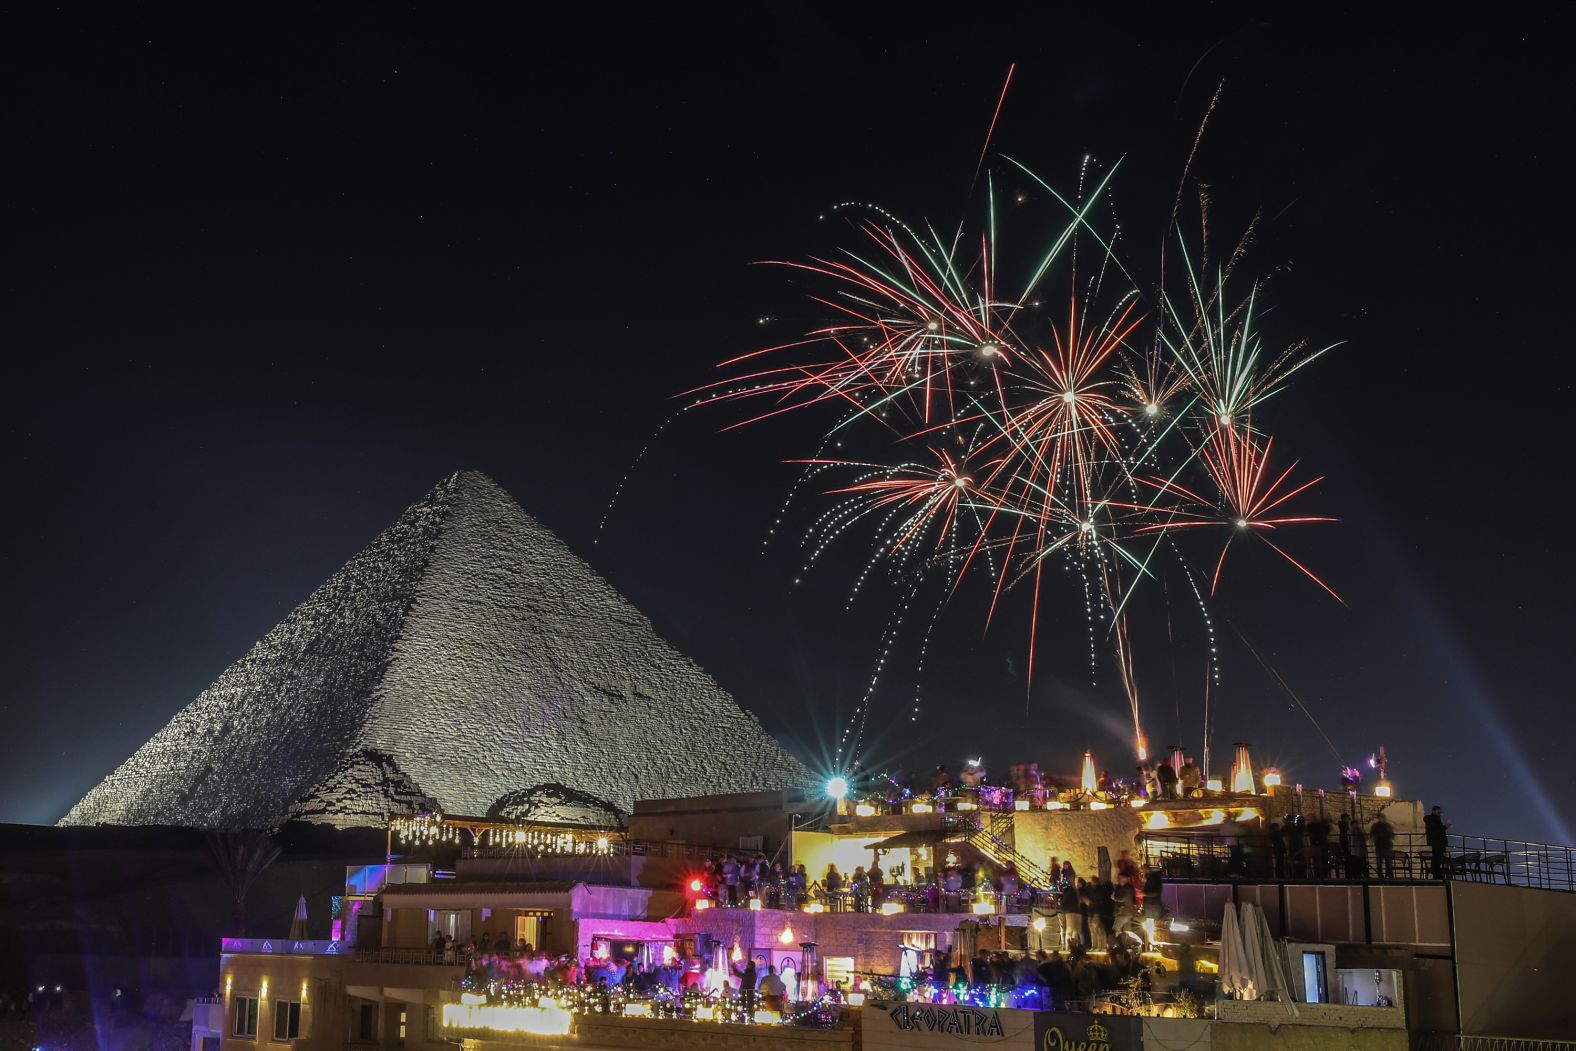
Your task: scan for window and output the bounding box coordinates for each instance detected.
[1301,951,1328,1004]
[358,1003,378,1042]
[232,997,259,1038]
[899,931,938,951]
[823,956,855,989]
[272,1001,301,1041]
[397,1007,407,1047]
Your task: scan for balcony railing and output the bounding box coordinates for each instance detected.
[1140,831,1576,892]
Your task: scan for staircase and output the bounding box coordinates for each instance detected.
[943,812,1055,890]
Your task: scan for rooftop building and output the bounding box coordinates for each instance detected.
[203,759,1576,1051]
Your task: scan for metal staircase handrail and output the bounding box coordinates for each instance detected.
[943,813,1054,890]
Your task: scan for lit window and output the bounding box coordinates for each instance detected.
[397,1007,407,1046]
[899,931,938,951]
[823,956,855,989]
[232,997,259,1038]
[272,1001,301,1041]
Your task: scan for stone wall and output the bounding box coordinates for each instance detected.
[1214,1000,1405,1029]
[1011,810,1143,877]
[1209,1020,1407,1050]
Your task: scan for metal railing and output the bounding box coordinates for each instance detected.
[1413,1035,1576,1051]
[1140,831,1576,892]
[802,883,1039,915]
[355,947,465,966]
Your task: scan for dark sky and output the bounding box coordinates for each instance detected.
[5,9,1573,842]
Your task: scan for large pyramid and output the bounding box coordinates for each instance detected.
[60,471,810,829]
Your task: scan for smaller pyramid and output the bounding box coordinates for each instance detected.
[283,751,437,829]
[488,784,625,827]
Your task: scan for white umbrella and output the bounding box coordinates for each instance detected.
[1239,903,1267,999]
[1218,902,1253,998]
[1243,903,1297,1014]
[288,895,308,941]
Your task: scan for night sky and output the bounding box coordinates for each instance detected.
[5,10,1573,842]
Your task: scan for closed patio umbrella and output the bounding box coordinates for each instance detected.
[1218,902,1252,999]
[288,895,308,940]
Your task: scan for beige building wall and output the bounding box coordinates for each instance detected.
[1011,810,1143,877]
[1452,880,1576,1040]
[220,951,462,1051]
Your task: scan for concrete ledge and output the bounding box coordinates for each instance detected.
[1215,999,1406,1029]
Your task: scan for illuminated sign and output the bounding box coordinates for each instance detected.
[1042,1019,1111,1051]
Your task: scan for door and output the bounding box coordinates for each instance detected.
[429,909,470,945]
[513,915,542,950]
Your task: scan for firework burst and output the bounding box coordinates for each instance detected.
[696,160,1339,767]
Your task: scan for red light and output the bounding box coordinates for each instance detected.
[689,878,703,893]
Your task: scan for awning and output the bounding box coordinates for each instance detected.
[871,829,957,850]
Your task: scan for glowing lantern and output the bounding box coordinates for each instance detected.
[694,898,711,911]
[1375,780,1392,798]
[689,878,704,893]
[1202,810,1226,825]
[1014,799,1030,811]
[1046,800,1067,810]
[956,800,977,811]
[910,802,934,814]
[972,901,995,915]
[1145,811,1171,830]
[778,927,795,945]
[846,993,866,1007]
[854,803,877,817]
[1262,769,1282,790]
[1231,743,1256,794]
[748,897,763,911]
[1128,797,1147,807]
[1089,801,1109,811]
[880,901,904,916]
[1080,751,1098,793]
[1236,807,1260,821]
[1206,778,1224,793]
[730,941,743,963]
[1031,916,1047,932]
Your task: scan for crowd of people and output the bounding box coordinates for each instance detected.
[693,854,809,908]
[915,939,1206,1009]
[1262,805,1453,880]
[870,756,1213,812]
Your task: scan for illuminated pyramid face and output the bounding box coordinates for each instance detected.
[60,471,808,828]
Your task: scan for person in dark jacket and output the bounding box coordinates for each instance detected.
[1371,813,1396,878]
[1424,806,1451,878]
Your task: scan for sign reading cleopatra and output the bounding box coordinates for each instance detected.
[864,1004,1136,1051]
[886,1003,1006,1037]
